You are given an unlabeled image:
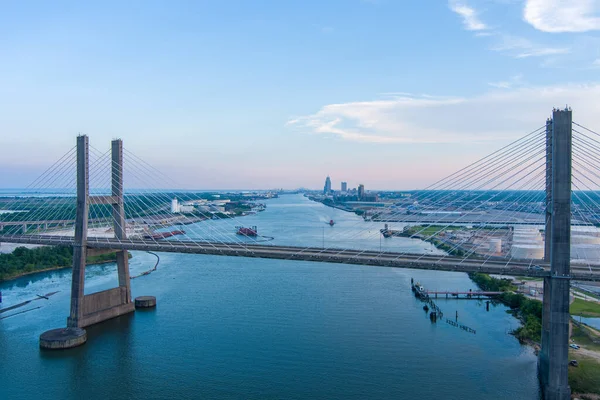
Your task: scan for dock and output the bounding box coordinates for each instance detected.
[425,290,503,299]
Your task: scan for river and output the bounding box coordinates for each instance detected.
[0,194,540,399]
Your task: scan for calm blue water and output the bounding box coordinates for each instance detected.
[0,195,540,399]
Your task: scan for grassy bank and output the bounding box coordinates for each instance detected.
[571,298,600,318]
[469,272,542,342]
[0,246,126,281]
[569,356,600,396]
[571,323,600,352]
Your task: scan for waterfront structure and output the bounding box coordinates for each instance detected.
[324,176,332,194]
[341,182,347,192]
[171,198,179,213]
[358,184,365,200]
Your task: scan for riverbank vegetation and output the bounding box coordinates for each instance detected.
[469,272,542,342]
[571,298,600,318]
[0,246,123,281]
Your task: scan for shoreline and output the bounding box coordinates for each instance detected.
[0,259,117,283]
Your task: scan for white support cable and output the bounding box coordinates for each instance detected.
[0,145,76,210]
[417,126,546,190]
[87,147,125,248]
[573,122,600,138]
[387,148,548,260]
[90,146,192,253]
[573,135,600,168]
[571,188,597,272]
[429,140,551,264]
[103,148,244,254]
[120,149,254,247]
[310,137,548,266]
[1,149,78,238]
[286,131,547,264]
[424,165,547,265]
[381,154,546,266]
[455,177,546,267]
[116,157,237,252]
[495,182,548,273]
[292,132,547,259]
[573,144,600,186]
[0,148,77,226]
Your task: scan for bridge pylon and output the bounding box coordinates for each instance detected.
[65,135,135,329]
[539,108,572,400]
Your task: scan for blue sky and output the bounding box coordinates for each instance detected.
[1,0,600,190]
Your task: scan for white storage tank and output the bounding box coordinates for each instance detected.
[511,245,544,259]
[571,244,600,260]
[571,235,600,245]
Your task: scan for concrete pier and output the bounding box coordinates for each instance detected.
[39,327,87,349]
[135,296,157,308]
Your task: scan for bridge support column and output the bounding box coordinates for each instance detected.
[67,135,90,328]
[111,139,133,308]
[65,136,134,329]
[539,108,572,400]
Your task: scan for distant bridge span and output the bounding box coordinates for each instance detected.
[2,234,599,281]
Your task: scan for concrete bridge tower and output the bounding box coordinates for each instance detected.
[539,108,572,400]
[66,135,134,328]
[40,135,135,349]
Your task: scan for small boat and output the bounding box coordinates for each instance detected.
[329,219,335,226]
[236,226,258,237]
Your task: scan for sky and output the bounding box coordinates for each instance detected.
[1,0,600,190]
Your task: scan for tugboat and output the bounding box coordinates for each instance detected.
[329,219,335,226]
[236,226,258,237]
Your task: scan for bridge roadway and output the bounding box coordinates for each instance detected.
[1,234,599,281]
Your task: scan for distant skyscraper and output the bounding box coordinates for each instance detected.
[324,176,332,194]
[341,182,347,192]
[171,198,179,213]
[358,184,365,200]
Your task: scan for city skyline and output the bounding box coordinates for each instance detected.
[1,1,600,190]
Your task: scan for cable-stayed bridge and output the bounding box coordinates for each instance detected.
[1,108,599,399]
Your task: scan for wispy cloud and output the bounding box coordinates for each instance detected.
[448,0,488,31]
[287,84,600,144]
[524,0,600,33]
[488,74,524,89]
[491,34,570,58]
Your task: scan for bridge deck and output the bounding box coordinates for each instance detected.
[1,234,598,281]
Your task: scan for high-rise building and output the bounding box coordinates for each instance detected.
[171,198,179,213]
[358,184,365,200]
[341,182,347,192]
[323,176,332,194]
